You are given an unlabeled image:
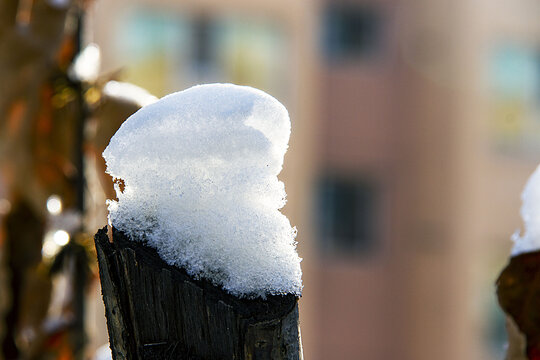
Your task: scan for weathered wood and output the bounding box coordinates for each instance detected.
[94,226,303,360]
[497,250,540,359]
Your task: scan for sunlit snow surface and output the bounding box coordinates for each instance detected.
[103,84,302,298]
[512,164,540,255]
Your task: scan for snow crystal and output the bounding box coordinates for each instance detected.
[512,164,540,255]
[103,83,302,298]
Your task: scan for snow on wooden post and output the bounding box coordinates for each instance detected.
[95,227,301,359]
[95,84,303,359]
[497,165,540,360]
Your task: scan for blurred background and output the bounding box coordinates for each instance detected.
[2,0,540,359]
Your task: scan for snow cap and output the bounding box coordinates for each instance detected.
[103,83,302,298]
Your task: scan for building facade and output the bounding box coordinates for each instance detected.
[91,0,540,358]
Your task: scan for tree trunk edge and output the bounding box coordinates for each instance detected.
[94,227,136,359]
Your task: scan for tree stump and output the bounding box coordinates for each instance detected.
[94,226,303,360]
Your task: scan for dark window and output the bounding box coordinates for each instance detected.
[192,16,213,65]
[323,4,382,61]
[317,176,377,255]
[191,15,219,81]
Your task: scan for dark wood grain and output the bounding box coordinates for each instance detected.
[94,226,303,360]
[497,250,540,359]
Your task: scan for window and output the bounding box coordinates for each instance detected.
[489,45,540,154]
[114,10,289,99]
[317,176,377,255]
[323,4,382,61]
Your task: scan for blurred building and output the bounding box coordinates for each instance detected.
[89,0,540,359]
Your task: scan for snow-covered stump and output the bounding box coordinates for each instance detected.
[95,227,302,360]
[95,84,304,359]
[497,165,540,360]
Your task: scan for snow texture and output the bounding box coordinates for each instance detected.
[512,164,540,255]
[103,83,302,298]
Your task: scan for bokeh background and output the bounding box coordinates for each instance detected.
[2,0,540,359]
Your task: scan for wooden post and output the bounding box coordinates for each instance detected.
[94,226,303,360]
[497,250,540,359]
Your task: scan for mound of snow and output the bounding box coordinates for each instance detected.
[512,164,540,255]
[103,83,302,298]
